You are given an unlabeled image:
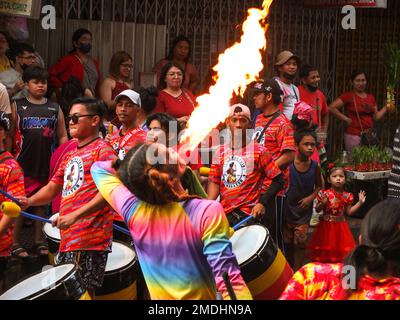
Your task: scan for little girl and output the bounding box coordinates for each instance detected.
[306,166,366,263]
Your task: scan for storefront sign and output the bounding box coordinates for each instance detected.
[304,0,387,8]
[0,0,42,18]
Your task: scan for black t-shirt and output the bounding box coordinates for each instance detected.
[15,98,60,179]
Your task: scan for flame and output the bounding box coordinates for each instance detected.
[180,0,274,151]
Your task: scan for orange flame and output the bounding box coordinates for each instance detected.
[181,0,274,151]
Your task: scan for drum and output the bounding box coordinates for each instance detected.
[96,241,138,300]
[43,213,60,265]
[230,224,293,300]
[43,215,138,300]
[0,264,91,300]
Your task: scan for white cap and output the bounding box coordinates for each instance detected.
[114,89,141,107]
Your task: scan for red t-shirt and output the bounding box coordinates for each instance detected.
[339,92,377,136]
[0,151,25,257]
[154,89,196,119]
[209,142,281,215]
[253,113,296,195]
[298,85,329,127]
[52,138,117,252]
[109,127,147,160]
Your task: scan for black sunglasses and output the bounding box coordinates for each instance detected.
[67,114,97,124]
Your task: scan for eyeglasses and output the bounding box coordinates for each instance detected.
[167,72,183,77]
[120,64,133,69]
[67,114,97,124]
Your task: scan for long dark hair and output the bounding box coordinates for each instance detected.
[113,143,196,205]
[134,86,158,115]
[167,35,192,63]
[343,199,400,291]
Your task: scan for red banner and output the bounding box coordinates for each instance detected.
[303,0,387,8]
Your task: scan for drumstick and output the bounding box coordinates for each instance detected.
[1,197,131,235]
[222,271,237,300]
[232,215,254,231]
[0,188,21,205]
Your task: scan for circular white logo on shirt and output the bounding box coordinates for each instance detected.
[118,148,126,160]
[222,156,247,189]
[62,157,84,197]
[252,127,265,145]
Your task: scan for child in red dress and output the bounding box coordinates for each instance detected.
[306,167,366,263]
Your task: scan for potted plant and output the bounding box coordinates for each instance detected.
[384,43,400,112]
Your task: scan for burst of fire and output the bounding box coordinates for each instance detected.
[180,0,274,151]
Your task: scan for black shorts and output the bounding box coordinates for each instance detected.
[56,251,108,290]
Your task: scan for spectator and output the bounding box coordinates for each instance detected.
[49,28,100,98]
[12,66,68,258]
[273,50,301,120]
[280,199,400,300]
[153,35,199,94]
[153,62,196,122]
[134,86,158,130]
[99,51,133,116]
[298,64,329,141]
[0,31,19,95]
[329,70,389,152]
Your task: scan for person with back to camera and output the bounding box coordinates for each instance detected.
[91,142,253,300]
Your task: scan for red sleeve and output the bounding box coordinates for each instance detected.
[208,146,222,184]
[260,151,281,180]
[154,92,167,113]
[6,163,25,198]
[320,93,329,115]
[97,144,117,162]
[51,156,67,186]
[279,122,296,153]
[345,192,354,206]
[339,92,352,105]
[48,56,70,89]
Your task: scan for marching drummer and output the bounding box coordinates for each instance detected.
[208,104,285,227]
[0,112,25,292]
[17,98,117,299]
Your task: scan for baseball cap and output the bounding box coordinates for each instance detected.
[0,112,10,131]
[252,79,283,97]
[293,101,313,122]
[229,103,251,120]
[114,89,142,107]
[275,50,301,66]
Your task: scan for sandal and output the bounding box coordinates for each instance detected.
[11,244,30,259]
[34,243,49,256]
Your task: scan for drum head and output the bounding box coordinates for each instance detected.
[230,225,268,265]
[43,213,60,240]
[0,264,75,300]
[106,242,136,272]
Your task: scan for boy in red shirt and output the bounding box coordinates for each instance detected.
[107,89,146,160]
[19,98,117,298]
[252,79,296,251]
[0,112,25,292]
[208,104,284,227]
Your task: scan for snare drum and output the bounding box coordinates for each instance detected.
[230,224,293,300]
[96,241,138,300]
[0,264,90,300]
[43,213,60,265]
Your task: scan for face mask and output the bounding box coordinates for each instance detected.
[78,43,92,54]
[306,84,318,92]
[283,72,296,81]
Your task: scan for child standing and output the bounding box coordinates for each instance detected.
[283,129,322,270]
[12,66,68,258]
[0,112,25,292]
[306,167,366,263]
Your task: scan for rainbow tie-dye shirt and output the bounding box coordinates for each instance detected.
[91,161,252,300]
